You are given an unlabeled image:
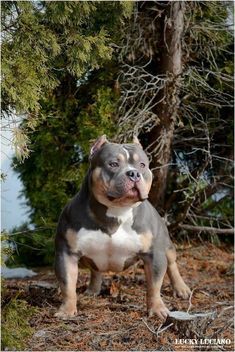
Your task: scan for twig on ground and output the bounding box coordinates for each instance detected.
[141,318,173,336]
[187,287,196,313]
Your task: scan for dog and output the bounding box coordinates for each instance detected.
[55,135,191,319]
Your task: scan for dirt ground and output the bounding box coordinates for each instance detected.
[4,242,234,351]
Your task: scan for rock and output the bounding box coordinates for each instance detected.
[33,330,49,338]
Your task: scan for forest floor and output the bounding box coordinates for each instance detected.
[3,241,234,351]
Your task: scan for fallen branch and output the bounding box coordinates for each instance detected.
[179,224,234,235]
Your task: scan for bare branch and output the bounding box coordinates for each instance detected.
[179,224,234,235]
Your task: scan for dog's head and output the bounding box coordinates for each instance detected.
[89,135,152,208]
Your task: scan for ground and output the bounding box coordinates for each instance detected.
[3,242,234,351]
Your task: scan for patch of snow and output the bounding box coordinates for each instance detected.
[1,267,37,279]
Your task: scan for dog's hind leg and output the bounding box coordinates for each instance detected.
[85,270,102,296]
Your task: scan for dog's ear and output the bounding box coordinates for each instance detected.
[90,135,108,159]
[133,135,143,149]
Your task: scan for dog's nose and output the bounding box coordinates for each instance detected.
[126,170,141,182]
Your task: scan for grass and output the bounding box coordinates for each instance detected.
[1,295,38,351]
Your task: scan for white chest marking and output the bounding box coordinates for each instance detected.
[76,223,142,272]
[106,206,133,223]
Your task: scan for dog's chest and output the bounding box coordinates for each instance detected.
[77,221,141,272]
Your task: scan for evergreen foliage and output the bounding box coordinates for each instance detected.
[14,79,118,227]
[2,1,129,116]
[2,1,131,163]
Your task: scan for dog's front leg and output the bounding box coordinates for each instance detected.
[55,251,79,318]
[143,253,169,320]
[166,245,191,299]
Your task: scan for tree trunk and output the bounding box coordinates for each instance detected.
[148,1,185,211]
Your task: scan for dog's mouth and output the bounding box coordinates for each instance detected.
[107,186,147,202]
[128,186,140,198]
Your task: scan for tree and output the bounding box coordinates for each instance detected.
[116,1,233,235]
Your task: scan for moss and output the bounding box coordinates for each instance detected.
[1,297,38,350]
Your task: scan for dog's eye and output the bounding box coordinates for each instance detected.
[140,162,146,168]
[109,161,119,168]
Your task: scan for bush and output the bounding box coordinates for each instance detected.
[6,223,55,268]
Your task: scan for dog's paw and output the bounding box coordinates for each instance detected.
[173,282,191,299]
[84,287,100,296]
[54,304,77,319]
[149,298,170,320]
